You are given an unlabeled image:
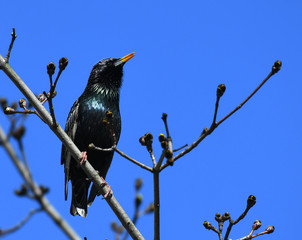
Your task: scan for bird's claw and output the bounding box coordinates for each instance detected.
[100,177,113,199]
[80,151,87,165]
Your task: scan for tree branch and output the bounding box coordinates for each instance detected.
[0,54,145,240]
[0,124,81,240]
[160,61,281,171]
[0,208,42,237]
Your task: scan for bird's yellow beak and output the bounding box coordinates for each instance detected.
[120,52,135,63]
[114,52,135,66]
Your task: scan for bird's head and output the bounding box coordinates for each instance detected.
[87,52,135,90]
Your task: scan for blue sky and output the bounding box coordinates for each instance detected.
[0,1,301,239]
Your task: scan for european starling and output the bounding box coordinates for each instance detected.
[61,52,135,217]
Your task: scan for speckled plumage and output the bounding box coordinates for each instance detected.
[61,54,133,217]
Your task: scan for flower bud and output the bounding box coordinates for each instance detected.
[161,112,167,121]
[202,127,208,134]
[135,178,143,191]
[59,57,68,70]
[19,98,27,109]
[38,93,45,102]
[51,90,57,98]
[139,136,146,146]
[215,213,222,222]
[111,221,118,232]
[272,60,281,74]
[40,185,49,195]
[252,220,262,230]
[265,225,275,234]
[247,195,256,208]
[12,102,18,110]
[158,133,166,142]
[4,106,15,115]
[135,193,143,208]
[217,84,226,97]
[12,126,26,140]
[144,132,153,142]
[0,98,7,110]
[203,221,212,230]
[15,184,28,196]
[160,141,167,149]
[165,150,173,159]
[47,62,56,75]
[144,202,154,214]
[222,212,230,221]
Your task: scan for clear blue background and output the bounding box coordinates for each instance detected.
[0,1,301,239]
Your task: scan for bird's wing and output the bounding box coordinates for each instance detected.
[61,99,80,200]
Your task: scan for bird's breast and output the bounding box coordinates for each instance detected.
[86,97,105,111]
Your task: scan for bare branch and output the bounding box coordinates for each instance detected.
[0,208,42,237]
[0,124,81,240]
[90,143,153,172]
[161,61,281,171]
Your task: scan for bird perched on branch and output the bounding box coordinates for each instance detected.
[61,52,135,217]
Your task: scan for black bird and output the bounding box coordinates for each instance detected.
[61,52,135,217]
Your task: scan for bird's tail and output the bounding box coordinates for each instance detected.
[87,184,100,207]
[70,178,90,217]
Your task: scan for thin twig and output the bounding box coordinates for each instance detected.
[162,113,173,153]
[103,145,152,170]
[173,144,188,152]
[213,96,221,125]
[155,149,166,171]
[149,150,157,168]
[224,207,252,240]
[44,90,57,127]
[3,28,17,64]
[161,63,280,171]
[216,71,274,126]
[153,171,160,240]
[17,139,32,180]
[0,208,42,237]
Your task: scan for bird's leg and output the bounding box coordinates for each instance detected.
[100,177,113,199]
[80,151,87,165]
